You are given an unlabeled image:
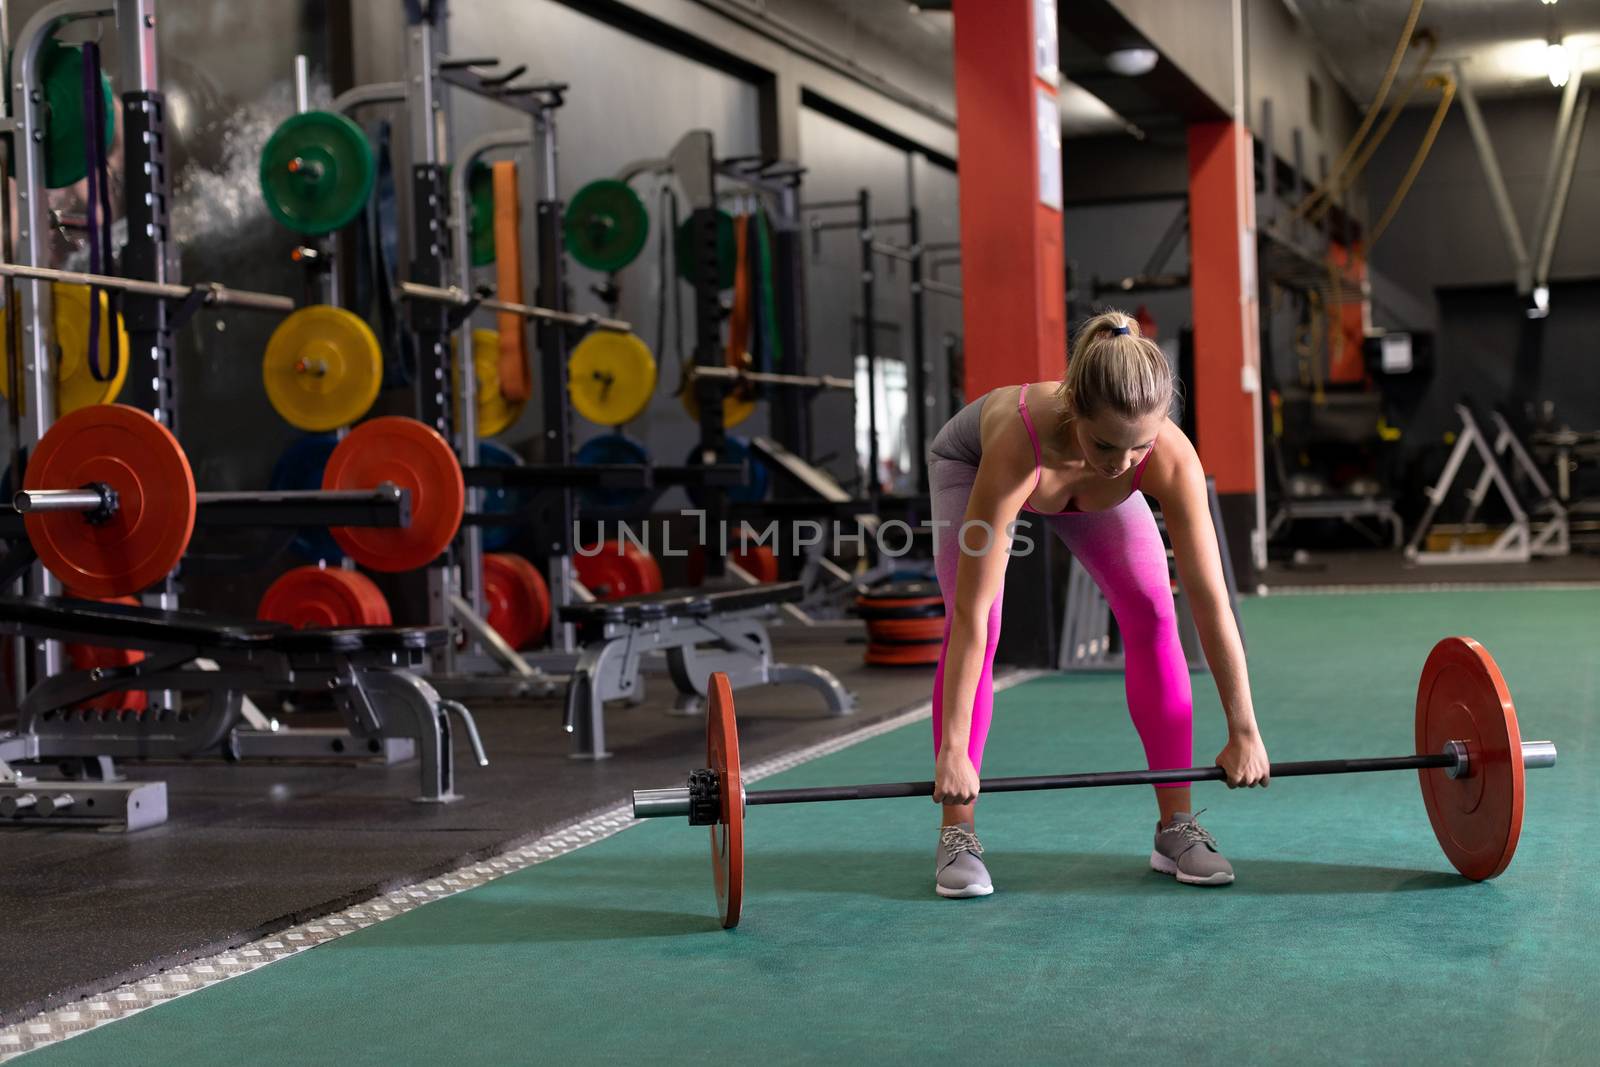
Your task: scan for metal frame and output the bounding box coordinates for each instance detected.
[745,435,933,618]
[1405,405,1570,565]
[562,602,854,760]
[805,190,962,499]
[1267,495,1404,549]
[1450,62,1532,294]
[1449,61,1589,302]
[0,608,487,830]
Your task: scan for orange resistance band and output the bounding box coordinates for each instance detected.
[492,161,531,402]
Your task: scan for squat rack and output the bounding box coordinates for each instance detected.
[804,189,961,500]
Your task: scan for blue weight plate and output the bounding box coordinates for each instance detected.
[476,440,527,551]
[576,433,653,513]
[686,435,769,509]
[269,434,344,563]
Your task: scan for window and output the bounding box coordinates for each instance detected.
[855,355,911,494]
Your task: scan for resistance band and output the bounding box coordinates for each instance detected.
[725,213,751,371]
[491,160,530,401]
[82,41,120,385]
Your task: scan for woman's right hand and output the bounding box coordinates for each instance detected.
[933,748,981,806]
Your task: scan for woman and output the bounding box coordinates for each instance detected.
[924,310,1270,897]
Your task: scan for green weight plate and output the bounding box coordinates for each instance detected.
[564,179,649,273]
[469,161,496,268]
[674,210,737,289]
[259,110,376,235]
[42,40,116,190]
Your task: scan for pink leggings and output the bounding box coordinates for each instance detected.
[928,458,1193,785]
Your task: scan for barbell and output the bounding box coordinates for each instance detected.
[632,637,1557,928]
[10,404,465,597]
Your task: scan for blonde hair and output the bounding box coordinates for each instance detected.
[1054,310,1176,422]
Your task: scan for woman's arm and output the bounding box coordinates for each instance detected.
[1146,427,1270,787]
[932,418,1034,803]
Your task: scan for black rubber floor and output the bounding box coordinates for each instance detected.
[0,627,947,1026]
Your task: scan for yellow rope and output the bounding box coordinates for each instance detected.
[1309,30,1438,224]
[1369,75,1456,247]
[1294,0,1426,219]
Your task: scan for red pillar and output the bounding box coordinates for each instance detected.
[1187,120,1264,573]
[952,0,1064,400]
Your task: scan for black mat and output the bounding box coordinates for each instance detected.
[0,627,946,1025]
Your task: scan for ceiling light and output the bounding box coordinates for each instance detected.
[1106,47,1159,77]
[1526,286,1551,319]
[1541,0,1558,7]
[1547,40,1571,87]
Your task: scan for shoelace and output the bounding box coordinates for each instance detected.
[939,825,983,857]
[1162,811,1217,848]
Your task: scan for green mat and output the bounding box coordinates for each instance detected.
[20,590,1600,1064]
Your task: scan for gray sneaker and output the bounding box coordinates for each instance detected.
[1150,811,1234,886]
[936,823,994,898]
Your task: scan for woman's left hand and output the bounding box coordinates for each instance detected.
[1216,729,1271,788]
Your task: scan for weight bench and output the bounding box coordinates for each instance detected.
[558,580,855,759]
[0,596,485,831]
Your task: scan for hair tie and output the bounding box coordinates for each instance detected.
[1110,324,1131,336]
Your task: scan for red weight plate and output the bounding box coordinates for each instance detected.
[575,541,651,599]
[707,671,744,929]
[856,594,944,613]
[324,417,465,572]
[259,566,392,629]
[868,617,947,642]
[687,537,778,586]
[1416,636,1525,881]
[65,594,146,713]
[343,569,394,625]
[865,643,942,667]
[483,552,551,650]
[737,545,779,583]
[24,405,196,598]
[621,542,663,593]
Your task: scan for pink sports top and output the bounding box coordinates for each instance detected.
[1016,383,1153,515]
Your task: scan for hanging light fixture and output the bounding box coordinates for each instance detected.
[1105,47,1159,77]
[1547,39,1571,87]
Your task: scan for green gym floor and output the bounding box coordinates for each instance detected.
[9,588,1599,1064]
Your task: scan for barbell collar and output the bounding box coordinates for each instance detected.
[13,488,112,515]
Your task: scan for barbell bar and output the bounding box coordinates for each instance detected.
[395,280,632,333]
[687,364,855,391]
[10,405,463,597]
[0,262,295,313]
[632,637,1556,928]
[14,486,403,517]
[633,742,1558,819]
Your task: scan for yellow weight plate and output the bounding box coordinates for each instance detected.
[262,305,382,432]
[0,283,129,415]
[680,364,757,430]
[567,331,656,427]
[454,328,526,438]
